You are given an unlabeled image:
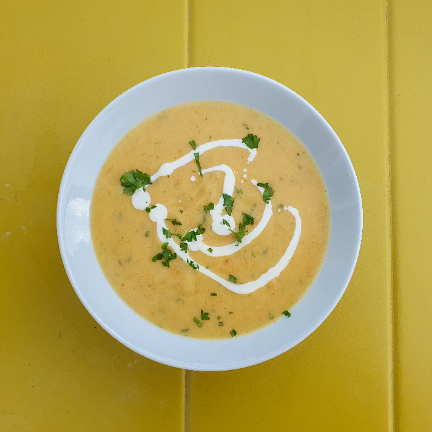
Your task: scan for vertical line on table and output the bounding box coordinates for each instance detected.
[186,0,190,67]
[183,369,192,432]
[385,0,395,431]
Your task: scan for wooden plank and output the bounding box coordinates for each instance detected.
[187,1,392,430]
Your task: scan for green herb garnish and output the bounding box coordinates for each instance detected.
[193,317,203,328]
[166,218,182,226]
[152,242,177,268]
[242,134,260,149]
[222,219,231,228]
[201,310,210,321]
[182,225,206,243]
[189,140,197,150]
[282,310,291,317]
[120,169,152,195]
[194,152,203,177]
[207,248,213,253]
[257,182,274,204]
[230,329,237,337]
[187,259,199,270]
[145,231,150,237]
[229,213,254,246]
[203,202,214,212]
[223,194,234,216]
[210,293,217,296]
[162,227,171,239]
[180,210,183,214]
[145,205,157,213]
[228,274,237,283]
[180,242,188,252]
[219,322,224,326]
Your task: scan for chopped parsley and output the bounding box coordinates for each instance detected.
[145,205,157,213]
[222,219,231,228]
[166,218,182,226]
[223,194,234,216]
[162,227,171,239]
[182,328,189,333]
[210,293,217,296]
[180,210,183,214]
[187,259,199,270]
[217,316,221,320]
[120,169,152,195]
[194,152,203,176]
[230,329,237,337]
[182,225,206,243]
[145,231,150,237]
[241,213,255,226]
[242,133,260,149]
[189,140,197,150]
[228,274,237,283]
[203,202,214,212]
[152,242,177,268]
[282,310,291,317]
[193,317,203,328]
[180,242,188,252]
[207,248,213,253]
[257,182,274,204]
[218,322,224,326]
[201,310,210,320]
[229,212,254,245]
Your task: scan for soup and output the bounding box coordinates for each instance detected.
[91,101,330,339]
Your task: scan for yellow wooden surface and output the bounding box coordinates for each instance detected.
[1,0,431,431]
[389,0,432,430]
[188,1,392,430]
[0,1,186,431]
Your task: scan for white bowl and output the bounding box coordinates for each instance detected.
[57,67,362,371]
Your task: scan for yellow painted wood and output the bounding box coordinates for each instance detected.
[188,1,392,431]
[0,1,186,431]
[389,1,432,430]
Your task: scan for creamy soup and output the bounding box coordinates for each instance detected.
[91,101,330,339]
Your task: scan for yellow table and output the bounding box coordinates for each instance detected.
[1,1,430,430]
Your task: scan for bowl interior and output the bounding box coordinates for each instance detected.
[57,67,362,371]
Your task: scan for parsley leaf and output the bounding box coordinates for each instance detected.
[228,274,237,283]
[189,140,197,150]
[180,242,188,252]
[166,218,182,226]
[203,202,214,212]
[223,194,234,216]
[182,225,206,243]
[145,205,157,213]
[201,310,210,320]
[193,317,203,328]
[257,182,274,204]
[120,169,152,195]
[207,248,213,253]
[242,213,255,227]
[152,243,177,267]
[218,322,224,326]
[282,310,291,317]
[230,329,237,337]
[263,187,274,203]
[196,224,206,235]
[222,219,231,228]
[229,225,248,245]
[210,293,217,296]
[162,227,171,239]
[242,134,260,149]
[187,259,199,270]
[194,152,203,176]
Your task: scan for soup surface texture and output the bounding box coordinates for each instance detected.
[91,101,330,339]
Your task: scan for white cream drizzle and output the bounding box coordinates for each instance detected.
[131,139,301,294]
